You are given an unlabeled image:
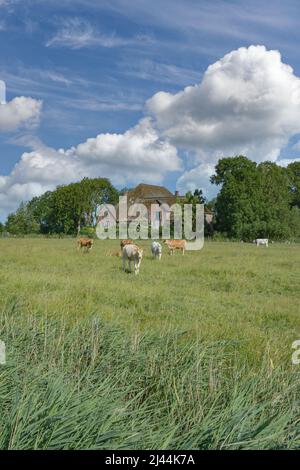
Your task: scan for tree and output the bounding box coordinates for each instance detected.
[5,177,119,236]
[211,156,259,238]
[183,189,206,205]
[119,187,132,196]
[205,198,216,212]
[28,191,53,233]
[287,161,300,208]
[211,155,299,240]
[256,161,293,239]
[5,203,39,235]
[45,177,119,235]
[177,189,207,235]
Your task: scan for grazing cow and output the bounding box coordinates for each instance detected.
[164,239,187,255]
[120,239,133,250]
[253,238,269,247]
[77,237,93,252]
[151,241,162,260]
[122,244,143,275]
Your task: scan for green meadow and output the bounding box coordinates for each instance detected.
[0,238,300,449]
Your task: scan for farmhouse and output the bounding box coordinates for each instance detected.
[123,183,181,225]
[122,183,214,226]
[98,183,214,228]
[126,183,179,207]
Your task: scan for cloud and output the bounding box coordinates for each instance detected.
[292,140,300,151]
[0,0,18,11]
[0,96,42,132]
[73,118,181,175]
[277,157,300,167]
[148,45,300,162]
[90,0,295,46]
[63,98,142,112]
[0,118,181,216]
[176,163,217,198]
[4,43,300,210]
[46,17,152,49]
[122,59,201,87]
[146,45,300,192]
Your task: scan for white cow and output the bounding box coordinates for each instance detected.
[253,238,269,247]
[151,241,162,260]
[122,244,143,274]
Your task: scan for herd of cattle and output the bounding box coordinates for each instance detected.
[77,237,270,275]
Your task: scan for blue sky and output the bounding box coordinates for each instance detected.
[1,0,300,218]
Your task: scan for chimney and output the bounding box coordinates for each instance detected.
[174,190,179,197]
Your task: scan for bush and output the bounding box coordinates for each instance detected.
[79,226,96,238]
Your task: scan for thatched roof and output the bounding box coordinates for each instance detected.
[125,184,177,207]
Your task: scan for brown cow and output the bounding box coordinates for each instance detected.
[164,239,186,255]
[120,239,133,250]
[77,237,94,252]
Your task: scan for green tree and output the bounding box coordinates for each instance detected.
[211,156,259,238]
[211,156,299,240]
[41,177,118,235]
[5,203,39,235]
[256,161,292,239]
[177,189,207,235]
[5,177,119,236]
[287,161,300,208]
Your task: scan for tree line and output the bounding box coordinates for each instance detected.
[1,156,300,240]
[3,178,119,236]
[211,156,300,240]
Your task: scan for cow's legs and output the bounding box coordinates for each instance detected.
[135,259,141,274]
[122,257,126,272]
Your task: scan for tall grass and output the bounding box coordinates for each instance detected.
[1,239,300,449]
[1,306,300,450]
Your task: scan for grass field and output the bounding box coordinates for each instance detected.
[0,238,300,449]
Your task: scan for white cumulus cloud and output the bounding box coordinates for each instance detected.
[0,96,42,132]
[0,118,181,216]
[176,163,216,198]
[147,45,300,192]
[73,117,180,175]
[4,44,300,211]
